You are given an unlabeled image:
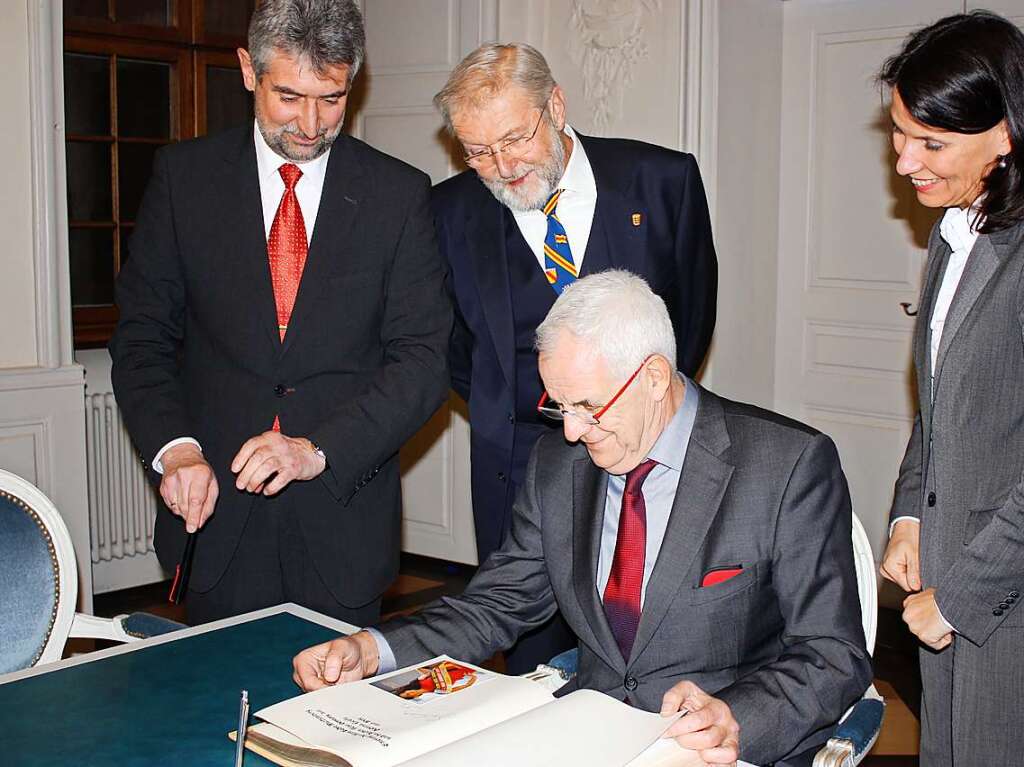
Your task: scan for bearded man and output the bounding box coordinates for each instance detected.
[110,0,450,625]
[432,43,718,672]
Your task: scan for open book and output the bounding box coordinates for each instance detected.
[230,656,705,767]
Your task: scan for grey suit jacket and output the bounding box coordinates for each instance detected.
[380,386,870,766]
[889,219,1024,765]
[890,219,1024,638]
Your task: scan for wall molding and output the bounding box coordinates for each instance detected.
[680,0,718,213]
[27,0,74,369]
[804,319,913,381]
[0,364,84,392]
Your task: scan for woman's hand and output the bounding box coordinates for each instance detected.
[880,519,921,592]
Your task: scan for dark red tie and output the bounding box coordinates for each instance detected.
[267,163,307,432]
[604,459,657,660]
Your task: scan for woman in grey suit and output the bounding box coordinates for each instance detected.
[879,11,1024,766]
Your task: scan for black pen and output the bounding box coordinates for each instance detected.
[168,532,197,604]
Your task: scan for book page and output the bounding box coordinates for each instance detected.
[628,738,759,767]
[255,657,553,767]
[393,689,685,767]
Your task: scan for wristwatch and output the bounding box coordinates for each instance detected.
[308,439,328,468]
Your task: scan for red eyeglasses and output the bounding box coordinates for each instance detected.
[536,355,652,425]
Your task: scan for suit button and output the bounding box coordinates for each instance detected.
[994,608,1004,616]
[927,492,936,507]
[999,602,1010,610]
[624,675,638,692]
[1007,597,1016,604]
[497,472,506,481]
[274,384,287,397]
[1011,591,1020,599]
[508,413,515,424]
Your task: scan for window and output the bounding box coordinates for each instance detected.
[63,0,255,347]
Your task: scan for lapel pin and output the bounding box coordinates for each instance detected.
[631,213,642,227]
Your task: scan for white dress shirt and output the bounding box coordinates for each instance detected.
[151,122,333,473]
[510,124,597,272]
[929,205,981,377]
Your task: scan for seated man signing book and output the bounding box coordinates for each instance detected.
[293,271,871,767]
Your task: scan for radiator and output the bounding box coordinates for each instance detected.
[85,392,158,564]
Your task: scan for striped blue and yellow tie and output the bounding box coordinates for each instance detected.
[542,189,578,294]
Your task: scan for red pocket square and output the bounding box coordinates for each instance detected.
[701,565,743,587]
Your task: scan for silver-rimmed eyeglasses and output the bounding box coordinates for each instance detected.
[462,103,549,167]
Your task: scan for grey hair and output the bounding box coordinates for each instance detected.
[535,271,677,379]
[434,43,556,133]
[248,0,365,82]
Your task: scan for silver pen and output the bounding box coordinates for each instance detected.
[234,689,250,767]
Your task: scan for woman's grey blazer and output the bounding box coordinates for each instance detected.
[890,217,1024,766]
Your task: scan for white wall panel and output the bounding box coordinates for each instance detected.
[0,0,38,368]
[0,420,46,488]
[362,110,453,183]
[805,321,913,380]
[809,30,931,290]
[364,0,458,72]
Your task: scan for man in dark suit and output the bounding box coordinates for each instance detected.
[110,0,450,626]
[431,43,718,672]
[294,272,870,767]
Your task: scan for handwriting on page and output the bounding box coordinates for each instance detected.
[304,710,391,749]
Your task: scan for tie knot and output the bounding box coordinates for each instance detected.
[624,459,657,496]
[279,163,303,190]
[543,188,564,217]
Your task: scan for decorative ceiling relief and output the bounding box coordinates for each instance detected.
[568,0,662,133]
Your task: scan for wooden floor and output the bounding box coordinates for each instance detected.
[91,554,922,765]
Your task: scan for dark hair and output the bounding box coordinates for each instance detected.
[878,10,1024,231]
[248,0,365,83]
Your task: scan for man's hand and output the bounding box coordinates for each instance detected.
[232,431,327,495]
[660,681,740,767]
[880,519,921,592]
[292,631,381,691]
[160,443,218,533]
[903,587,953,650]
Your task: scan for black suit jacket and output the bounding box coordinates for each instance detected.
[434,134,717,558]
[381,386,870,766]
[110,126,451,606]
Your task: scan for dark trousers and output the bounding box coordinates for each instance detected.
[186,496,382,628]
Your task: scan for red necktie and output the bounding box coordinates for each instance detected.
[604,459,658,661]
[267,163,307,432]
[268,163,307,342]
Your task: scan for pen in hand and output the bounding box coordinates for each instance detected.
[167,532,197,604]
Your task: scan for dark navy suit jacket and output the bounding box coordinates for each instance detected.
[433,134,717,559]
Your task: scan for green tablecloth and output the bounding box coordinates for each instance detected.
[1,612,340,766]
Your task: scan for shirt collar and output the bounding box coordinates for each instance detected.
[939,204,983,255]
[645,374,699,473]
[252,120,331,188]
[557,124,596,198]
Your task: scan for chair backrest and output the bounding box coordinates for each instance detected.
[850,512,878,655]
[0,469,78,673]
